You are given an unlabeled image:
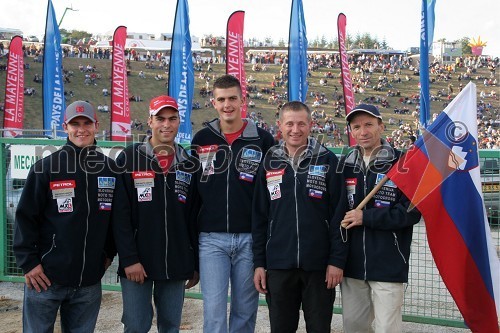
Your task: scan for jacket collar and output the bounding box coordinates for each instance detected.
[205,118,260,140]
[344,138,397,168]
[62,138,97,158]
[270,137,329,161]
[139,136,189,165]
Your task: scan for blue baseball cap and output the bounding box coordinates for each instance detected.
[346,104,383,123]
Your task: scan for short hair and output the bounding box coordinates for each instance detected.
[279,101,312,121]
[213,74,242,96]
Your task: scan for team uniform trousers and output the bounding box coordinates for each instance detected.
[266,269,335,333]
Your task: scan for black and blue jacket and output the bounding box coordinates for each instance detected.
[14,139,117,287]
[252,138,348,271]
[191,118,275,233]
[112,139,200,281]
[341,139,421,283]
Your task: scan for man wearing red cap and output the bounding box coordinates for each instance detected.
[14,101,117,332]
[112,95,200,332]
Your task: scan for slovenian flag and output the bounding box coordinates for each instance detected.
[99,202,112,211]
[308,189,322,199]
[239,172,254,182]
[387,82,500,332]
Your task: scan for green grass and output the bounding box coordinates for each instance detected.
[0,54,498,144]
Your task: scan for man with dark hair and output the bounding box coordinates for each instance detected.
[14,101,117,333]
[340,103,421,332]
[192,74,274,333]
[112,95,200,332]
[253,101,347,332]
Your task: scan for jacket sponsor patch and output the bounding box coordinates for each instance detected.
[198,146,217,176]
[50,180,76,189]
[50,180,76,199]
[132,171,155,188]
[268,184,281,200]
[57,198,73,213]
[137,187,153,202]
[98,177,116,189]
[308,165,328,177]
[266,169,285,186]
[175,170,192,184]
[376,173,397,188]
[346,178,357,196]
[241,148,262,162]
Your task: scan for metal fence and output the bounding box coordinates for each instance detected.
[1,138,498,328]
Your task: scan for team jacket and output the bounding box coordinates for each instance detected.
[341,140,421,283]
[112,139,200,281]
[252,138,348,271]
[191,118,275,233]
[14,139,117,287]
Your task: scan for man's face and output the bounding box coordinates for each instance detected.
[278,109,312,153]
[349,113,385,155]
[212,86,244,124]
[148,107,180,147]
[63,116,98,148]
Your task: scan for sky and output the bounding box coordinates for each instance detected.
[1,0,499,56]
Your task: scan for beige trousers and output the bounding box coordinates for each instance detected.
[341,277,404,333]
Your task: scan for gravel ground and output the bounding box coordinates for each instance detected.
[0,281,471,333]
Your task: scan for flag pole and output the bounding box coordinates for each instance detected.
[341,175,389,228]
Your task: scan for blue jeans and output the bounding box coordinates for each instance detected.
[120,277,186,333]
[199,232,258,333]
[23,282,101,333]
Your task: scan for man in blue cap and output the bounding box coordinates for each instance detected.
[340,104,421,333]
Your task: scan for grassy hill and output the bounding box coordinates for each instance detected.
[0,53,498,145]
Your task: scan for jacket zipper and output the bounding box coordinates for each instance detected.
[226,146,232,232]
[164,174,170,279]
[41,234,56,260]
[80,168,90,287]
[363,173,368,280]
[294,170,300,268]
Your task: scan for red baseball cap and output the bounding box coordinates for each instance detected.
[149,95,179,116]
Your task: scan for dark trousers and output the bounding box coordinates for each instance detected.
[266,269,335,333]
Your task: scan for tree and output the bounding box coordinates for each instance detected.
[320,35,328,48]
[380,37,389,50]
[278,38,286,47]
[460,37,472,55]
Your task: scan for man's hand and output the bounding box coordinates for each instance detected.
[341,209,363,229]
[185,271,199,289]
[124,263,147,284]
[325,265,343,289]
[253,267,267,294]
[25,264,51,292]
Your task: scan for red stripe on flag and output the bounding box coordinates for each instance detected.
[421,188,499,332]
